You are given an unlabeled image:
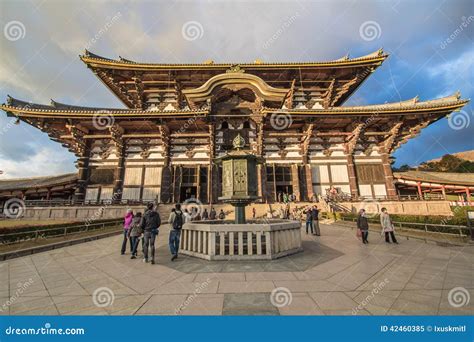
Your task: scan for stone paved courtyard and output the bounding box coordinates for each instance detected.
[0,222,472,316]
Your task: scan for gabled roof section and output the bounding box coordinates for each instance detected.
[275,93,469,115]
[0,173,78,192]
[80,49,388,109]
[80,49,388,69]
[1,95,209,119]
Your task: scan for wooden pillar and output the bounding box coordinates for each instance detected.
[466,187,471,202]
[207,164,213,204]
[305,164,314,201]
[113,149,125,203]
[416,182,423,199]
[346,154,359,199]
[381,153,397,199]
[291,164,300,201]
[257,164,266,203]
[441,185,446,200]
[196,165,201,202]
[46,188,52,201]
[73,149,90,202]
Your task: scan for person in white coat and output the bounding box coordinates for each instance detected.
[380,208,398,244]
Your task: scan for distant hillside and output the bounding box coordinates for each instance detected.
[394,150,474,173]
[427,150,474,163]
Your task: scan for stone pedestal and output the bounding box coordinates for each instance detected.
[179,220,302,260]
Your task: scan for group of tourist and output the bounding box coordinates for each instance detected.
[356,207,398,245]
[121,204,229,264]
[276,192,297,203]
[190,207,226,221]
[121,202,399,263]
[304,205,320,236]
[121,202,162,264]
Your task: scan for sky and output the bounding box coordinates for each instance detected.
[0,0,473,179]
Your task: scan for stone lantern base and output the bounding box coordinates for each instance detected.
[179,220,302,260]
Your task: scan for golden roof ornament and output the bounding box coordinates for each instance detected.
[226,65,245,73]
[232,133,246,150]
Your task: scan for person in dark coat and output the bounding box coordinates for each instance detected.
[140,202,161,264]
[311,206,320,236]
[209,207,217,220]
[357,209,369,244]
[305,207,314,234]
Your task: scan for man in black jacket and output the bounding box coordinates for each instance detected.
[140,202,161,264]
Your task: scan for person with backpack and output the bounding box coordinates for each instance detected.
[168,204,184,261]
[129,212,143,259]
[140,202,161,264]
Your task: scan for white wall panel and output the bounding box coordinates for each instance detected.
[124,167,142,186]
[122,187,141,201]
[85,188,99,202]
[330,165,349,183]
[312,165,330,183]
[142,187,160,201]
[99,187,114,200]
[144,167,162,186]
[373,184,387,197]
[358,184,372,198]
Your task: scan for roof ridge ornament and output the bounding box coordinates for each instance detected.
[226,65,245,73]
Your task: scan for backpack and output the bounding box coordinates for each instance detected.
[173,211,183,230]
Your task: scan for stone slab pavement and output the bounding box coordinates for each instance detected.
[0,222,472,316]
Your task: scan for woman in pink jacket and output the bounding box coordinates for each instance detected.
[121,209,134,254]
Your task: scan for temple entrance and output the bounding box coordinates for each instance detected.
[180,186,197,201]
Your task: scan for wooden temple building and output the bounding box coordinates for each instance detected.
[1,49,469,204]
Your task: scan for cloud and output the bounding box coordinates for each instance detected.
[0,0,473,175]
[0,146,76,179]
